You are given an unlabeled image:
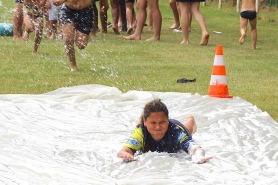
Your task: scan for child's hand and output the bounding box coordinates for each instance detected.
[192,155,213,164]
[191,147,212,164]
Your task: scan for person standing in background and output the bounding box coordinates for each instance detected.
[123,0,161,41]
[177,0,209,45]
[12,0,24,40]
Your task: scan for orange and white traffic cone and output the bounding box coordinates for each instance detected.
[208,45,233,98]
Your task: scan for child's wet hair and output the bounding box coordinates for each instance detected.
[138,99,169,126]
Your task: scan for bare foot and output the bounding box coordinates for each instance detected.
[200,33,209,46]
[13,36,22,40]
[180,40,189,44]
[169,23,180,29]
[71,66,78,72]
[50,33,55,40]
[239,34,246,45]
[123,34,141,40]
[22,31,29,44]
[91,33,97,40]
[146,36,160,41]
[126,27,133,34]
[112,26,120,34]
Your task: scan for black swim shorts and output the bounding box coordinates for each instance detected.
[59,4,93,35]
[176,0,205,2]
[125,0,136,3]
[240,10,257,20]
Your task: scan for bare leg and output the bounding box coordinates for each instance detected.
[119,0,127,32]
[239,16,247,45]
[110,0,120,34]
[250,18,257,49]
[22,15,34,44]
[190,2,209,45]
[100,0,109,33]
[49,20,58,40]
[183,115,197,135]
[43,7,51,39]
[62,23,77,71]
[33,17,44,54]
[75,31,89,50]
[91,3,99,39]
[169,0,180,29]
[126,2,135,34]
[146,0,161,41]
[12,2,23,40]
[123,0,147,40]
[188,9,192,32]
[178,2,190,44]
[148,8,153,30]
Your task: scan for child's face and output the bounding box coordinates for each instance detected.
[144,112,169,142]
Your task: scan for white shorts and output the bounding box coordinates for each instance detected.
[48,0,61,21]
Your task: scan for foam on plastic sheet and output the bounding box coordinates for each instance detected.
[0,84,277,185]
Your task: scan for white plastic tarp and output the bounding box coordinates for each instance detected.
[0,84,277,185]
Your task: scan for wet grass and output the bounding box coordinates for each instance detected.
[0,0,278,122]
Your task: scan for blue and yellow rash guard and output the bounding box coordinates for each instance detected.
[124,119,197,154]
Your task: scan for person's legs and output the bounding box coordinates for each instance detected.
[183,115,197,135]
[22,14,34,44]
[249,18,257,49]
[91,2,99,39]
[13,2,23,40]
[146,0,161,41]
[239,17,248,45]
[43,6,51,39]
[123,0,147,40]
[187,7,192,32]
[126,2,134,34]
[169,0,180,29]
[178,2,190,44]
[49,20,58,40]
[110,0,120,34]
[190,2,209,45]
[33,16,43,53]
[119,0,127,32]
[147,7,153,30]
[75,31,90,50]
[62,23,77,71]
[100,0,109,33]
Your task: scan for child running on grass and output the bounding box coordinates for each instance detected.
[239,0,265,49]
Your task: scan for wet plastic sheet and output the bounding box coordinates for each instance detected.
[0,84,277,185]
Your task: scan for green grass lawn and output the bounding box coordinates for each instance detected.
[0,0,278,122]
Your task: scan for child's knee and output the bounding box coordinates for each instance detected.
[76,42,87,50]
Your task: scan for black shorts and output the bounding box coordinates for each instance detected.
[59,4,93,35]
[15,0,23,3]
[176,0,205,2]
[125,0,135,3]
[240,10,257,20]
